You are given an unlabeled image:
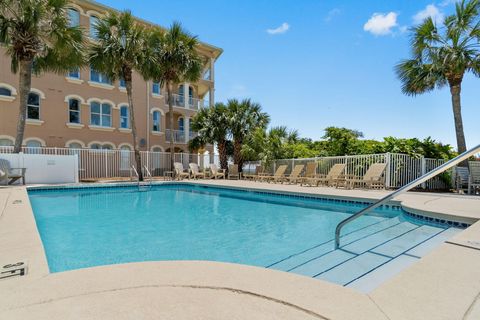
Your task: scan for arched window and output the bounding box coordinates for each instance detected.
[178,117,184,132]
[68,8,80,27]
[68,68,80,79]
[152,147,163,152]
[188,86,194,106]
[120,106,129,129]
[27,93,40,120]
[90,102,112,127]
[119,78,126,88]
[0,87,12,96]
[178,85,185,104]
[26,140,42,148]
[90,143,112,150]
[68,98,81,124]
[68,142,83,149]
[0,138,13,146]
[90,15,99,39]
[152,82,160,95]
[152,111,161,132]
[90,66,111,84]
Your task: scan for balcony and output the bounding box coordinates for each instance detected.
[165,130,198,143]
[165,94,204,110]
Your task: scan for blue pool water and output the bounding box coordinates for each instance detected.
[28,184,454,285]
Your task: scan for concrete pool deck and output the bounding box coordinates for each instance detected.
[0,181,479,319]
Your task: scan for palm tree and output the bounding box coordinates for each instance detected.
[190,103,229,169]
[227,99,270,172]
[243,126,298,167]
[396,0,480,155]
[148,22,202,170]
[0,0,85,153]
[90,11,150,181]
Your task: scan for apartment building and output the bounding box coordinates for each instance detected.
[0,0,222,154]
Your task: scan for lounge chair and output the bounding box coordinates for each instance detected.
[345,162,387,189]
[303,162,318,179]
[174,162,190,180]
[453,166,469,193]
[303,163,346,187]
[468,161,480,195]
[243,165,264,181]
[209,163,226,179]
[0,159,26,185]
[259,165,288,183]
[189,163,206,179]
[228,164,241,180]
[285,164,305,184]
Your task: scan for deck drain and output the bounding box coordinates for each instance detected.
[0,261,28,280]
[12,200,22,204]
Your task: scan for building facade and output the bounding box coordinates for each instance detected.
[0,0,222,154]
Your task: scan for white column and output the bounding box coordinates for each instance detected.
[185,116,190,143]
[210,57,215,82]
[209,57,215,107]
[183,82,189,108]
[209,87,214,107]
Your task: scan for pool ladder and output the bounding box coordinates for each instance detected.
[130,165,153,189]
[334,144,480,249]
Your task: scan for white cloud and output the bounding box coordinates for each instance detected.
[440,0,456,7]
[413,4,444,24]
[266,22,290,35]
[325,8,341,22]
[363,12,398,36]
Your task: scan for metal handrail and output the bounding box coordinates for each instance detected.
[143,165,153,186]
[131,165,140,186]
[334,144,480,249]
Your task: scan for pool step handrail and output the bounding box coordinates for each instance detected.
[131,165,140,186]
[334,144,480,249]
[143,165,153,187]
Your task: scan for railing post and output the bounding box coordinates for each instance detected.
[385,153,391,189]
[421,156,426,189]
[105,151,108,178]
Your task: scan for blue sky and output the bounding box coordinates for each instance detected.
[101,0,479,149]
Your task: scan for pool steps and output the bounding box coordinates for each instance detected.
[267,216,462,293]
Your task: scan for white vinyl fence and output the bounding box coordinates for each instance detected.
[1,153,78,184]
[0,146,465,190]
[244,153,452,190]
[0,146,219,181]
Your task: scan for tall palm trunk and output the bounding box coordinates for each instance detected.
[167,82,175,170]
[233,139,243,172]
[125,69,143,181]
[217,138,228,170]
[449,83,467,160]
[13,59,33,153]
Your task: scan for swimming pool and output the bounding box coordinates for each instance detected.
[28,183,463,290]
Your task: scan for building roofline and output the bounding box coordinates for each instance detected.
[76,0,223,60]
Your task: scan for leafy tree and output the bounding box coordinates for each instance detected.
[322,127,364,156]
[0,0,85,152]
[148,22,202,169]
[227,99,269,171]
[90,11,149,180]
[396,0,480,155]
[190,103,229,169]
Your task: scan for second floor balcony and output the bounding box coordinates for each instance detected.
[165,94,204,110]
[165,130,198,143]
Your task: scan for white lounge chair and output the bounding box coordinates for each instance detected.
[0,159,26,185]
[174,162,189,180]
[189,163,205,179]
[209,163,226,179]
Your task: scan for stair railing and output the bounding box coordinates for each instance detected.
[334,144,480,249]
